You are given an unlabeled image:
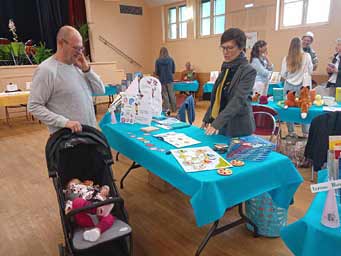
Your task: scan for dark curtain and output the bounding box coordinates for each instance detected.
[0,0,41,43]
[0,0,90,52]
[35,0,69,51]
[69,0,87,27]
[0,0,69,50]
[68,0,90,59]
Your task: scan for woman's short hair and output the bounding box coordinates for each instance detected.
[220,28,246,49]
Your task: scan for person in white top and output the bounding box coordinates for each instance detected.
[326,38,341,97]
[280,37,313,138]
[250,40,273,95]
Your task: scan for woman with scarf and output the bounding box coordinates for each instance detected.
[202,28,256,137]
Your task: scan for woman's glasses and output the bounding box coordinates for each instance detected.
[220,45,237,52]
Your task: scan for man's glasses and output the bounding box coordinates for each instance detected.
[62,39,84,52]
[220,45,237,52]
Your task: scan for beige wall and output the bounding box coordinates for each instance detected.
[85,0,153,74]
[88,0,341,78]
[150,0,341,76]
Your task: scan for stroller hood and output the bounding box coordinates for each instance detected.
[45,125,113,179]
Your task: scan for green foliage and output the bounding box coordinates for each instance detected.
[33,42,53,64]
[78,23,89,43]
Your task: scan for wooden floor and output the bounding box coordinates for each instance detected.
[0,101,314,256]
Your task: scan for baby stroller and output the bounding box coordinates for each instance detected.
[45,125,132,256]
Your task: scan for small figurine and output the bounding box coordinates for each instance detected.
[314,94,324,106]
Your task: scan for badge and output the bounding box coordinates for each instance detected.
[230,160,245,167]
[217,168,233,176]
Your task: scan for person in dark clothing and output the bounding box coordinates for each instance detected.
[304,112,341,172]
[202,28,256,137]
[155,47,176,113]
[326,38,341,97]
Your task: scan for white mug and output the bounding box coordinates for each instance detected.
[25,82,32,90]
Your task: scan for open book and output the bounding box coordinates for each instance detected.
[269,72,281,84]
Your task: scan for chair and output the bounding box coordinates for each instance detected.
[176,94,195,124]
[176,93,188,109]
[252,105,281,150]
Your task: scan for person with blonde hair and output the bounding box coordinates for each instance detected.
[155,47,176,114]
[281,37,313,138]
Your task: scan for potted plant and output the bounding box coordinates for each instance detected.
[33,42,53,64]
[78,23,91,60]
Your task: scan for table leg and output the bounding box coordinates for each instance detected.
[5,107,10,126]
[195,203,258,256]
[120,161,141,189]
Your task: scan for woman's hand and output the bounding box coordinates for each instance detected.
[205,124,219,135]
[201,122,209,129]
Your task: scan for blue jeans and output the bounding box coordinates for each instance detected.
[284,81,310,135]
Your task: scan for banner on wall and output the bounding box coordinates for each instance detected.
[246,32,258,49]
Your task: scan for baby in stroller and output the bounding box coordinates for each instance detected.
[64,178,115,242]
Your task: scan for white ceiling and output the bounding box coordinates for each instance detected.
[144,0,180,7]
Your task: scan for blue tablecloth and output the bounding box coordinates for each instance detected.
[267,82,284,95]
[93,85,118,97]
[99,112,302,227]
[281,170,341,256]
[173,80,199,92]
[202,81,283,95]
[253,101,331,125]
[203,82,214,93]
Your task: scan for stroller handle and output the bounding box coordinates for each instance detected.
[66,197,123,218]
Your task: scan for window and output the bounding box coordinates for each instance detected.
[199,0,226,37]
[280,0,331,28]
[167,5,187,40]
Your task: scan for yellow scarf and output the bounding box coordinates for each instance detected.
[211,69,229,119]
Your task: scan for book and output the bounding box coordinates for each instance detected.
[153,132,200,148]
[269,72,281,84]
[171,146,231,173]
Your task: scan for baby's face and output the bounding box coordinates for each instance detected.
[67,178,81,189]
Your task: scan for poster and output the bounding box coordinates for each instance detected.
[246,32,258,49]
[171,146,232,173]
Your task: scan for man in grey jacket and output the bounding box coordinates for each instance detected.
[28,26,105,134]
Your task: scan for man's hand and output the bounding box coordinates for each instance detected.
[205,124,219,136]
[75,53,90,72]
[65,120,82,133]
[327,65,338,74]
